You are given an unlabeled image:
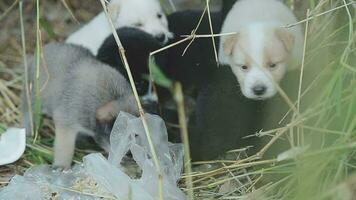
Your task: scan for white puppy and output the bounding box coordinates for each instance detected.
[218,0,303,100]
[66,0,172,55]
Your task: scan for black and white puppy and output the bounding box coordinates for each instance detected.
[97,27,162,111]
[156,10,223,92]
[66,0,172,55]
[153,10,224,127]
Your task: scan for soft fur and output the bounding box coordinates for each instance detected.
[155,10,223,102]
[218,0,303,100]
[97,27,162,97]
[153,10,262,160]
[21,43,138,168]
[66,0,172,55]
[156,10,268,160]
[189,65,266,161]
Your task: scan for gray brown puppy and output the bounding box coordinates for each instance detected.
[21,43,138,168]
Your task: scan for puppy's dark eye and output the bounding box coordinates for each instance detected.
[241,65,249,70]
[157,13,162,19]
[269,63,277,69]
[134,22,143,27]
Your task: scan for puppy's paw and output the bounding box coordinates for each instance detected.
[52,165,65,171]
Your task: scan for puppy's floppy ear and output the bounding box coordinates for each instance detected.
[275,28,295,52]
[96,101,119,123]
[223,34,238,56]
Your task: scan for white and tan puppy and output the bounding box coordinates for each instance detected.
[66,0,172,55]
[218,0,303,100]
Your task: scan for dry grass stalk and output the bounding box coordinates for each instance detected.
[19,0,34,137]
[0,1,354,199]
[60,0,80,24]
[0,0,19,21]
[205,0,219,64]
[285,1,356,28]
[98,0,164,199]
[174,82,194,199]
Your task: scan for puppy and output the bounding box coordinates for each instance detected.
[152,10,223,127]
[155,10,265,160]
[156,10,223,91]
[189,65,266,161]
[21,43,138,168]
[66,0,172,55]
[97,27,162,97]
[218,0,303,100]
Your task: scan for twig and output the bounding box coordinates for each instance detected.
[150,36,192,56]
[278,64,329,124]
[205,0,219,65]
[38,33,50,93]
[254,118,305,159]
[174,82,194,199]
[167,0,176,12]
[99,1,164,199]
[60,0,80,24]
[293,9,310,147]
[0,81,18,111]
[19,1,34,136]
[297,9,310,114]
[33,0,41,143]
[181,32,237,38]
[52,184,117,199]
[182,6,207,56]
[301,125,345,135]
[0,0,19,21]
[285,1,356,28]
[339,0,356,73]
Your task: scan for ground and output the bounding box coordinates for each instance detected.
[0,0,355,199]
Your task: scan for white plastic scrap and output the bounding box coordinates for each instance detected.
[0,165,103,200]
[106,112,186,200]
[0,128,26,165]
[0,113,185,200]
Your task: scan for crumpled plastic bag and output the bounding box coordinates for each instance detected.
[0,112,185,200]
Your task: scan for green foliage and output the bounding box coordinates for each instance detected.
[39,18,56,38]
[145,57,173,89]
[0,123,6,135]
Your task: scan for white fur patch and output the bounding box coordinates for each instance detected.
[240,24,276,99]
[66,0,172,55]
[248,24,264,67]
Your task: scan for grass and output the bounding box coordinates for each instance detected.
[0,0,355,199]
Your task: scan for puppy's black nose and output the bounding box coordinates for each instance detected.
[253,85,267,96]
[155,34,166,43]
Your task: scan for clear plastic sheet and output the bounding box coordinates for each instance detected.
[0,112,185,200]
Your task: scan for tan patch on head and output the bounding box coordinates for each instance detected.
[227,31,253,68]
[223,34,238,56]
[263,29,290,66]
[275,28,295,52]
[262,28,291,82]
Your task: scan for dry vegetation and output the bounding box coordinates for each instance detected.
[0,0,355,199]
[0,0,104,186]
